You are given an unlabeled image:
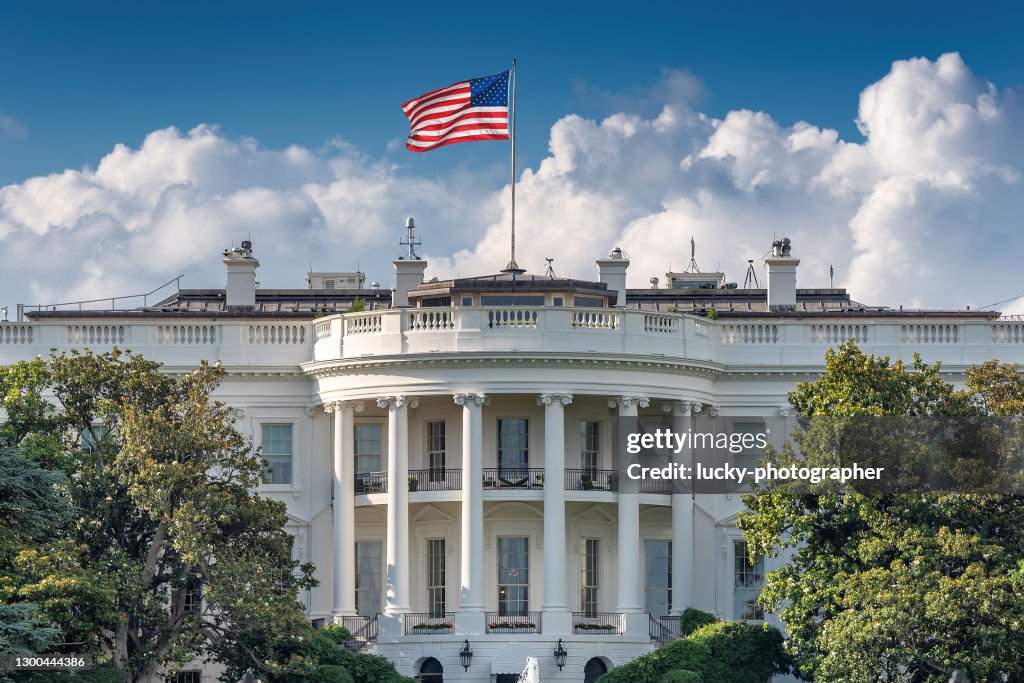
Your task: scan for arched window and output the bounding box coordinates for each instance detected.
[418,657,443,682]
[584,657,608,683]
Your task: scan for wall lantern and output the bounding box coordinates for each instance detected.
[459,639,474,671]
[553,638,568,670]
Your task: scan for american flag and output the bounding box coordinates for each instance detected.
[401,70,510,152]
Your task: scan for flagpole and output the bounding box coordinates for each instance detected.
[506,58,521,273]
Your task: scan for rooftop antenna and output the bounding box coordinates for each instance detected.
[743,259,759,288]
[685,237,700,273]
[829,265,834,288]
[400,216,421,260]
[544,258,556,278]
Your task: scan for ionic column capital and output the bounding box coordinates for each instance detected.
[661,400,696,416]
[609,396,650,409]
[376,395,418,410]
[538,393,573,407]
[324,400,365,414]
[453,392,489,407]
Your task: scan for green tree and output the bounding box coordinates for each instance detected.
[739,341,1024,682]
[0,350,316,682]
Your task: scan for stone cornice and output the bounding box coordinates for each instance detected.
[301,353,725,379]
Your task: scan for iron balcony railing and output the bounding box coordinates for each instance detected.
[572,611,625,635]
[637,477,674,495]
[404,612,455,635]
[482,468,546,490]
[407,468,461,491]
[486,611,540,633]
[649,615,680,644]
[658,614,683,637]
[339,615,378,652]
[564,468,618,491]
[354,471,387,494]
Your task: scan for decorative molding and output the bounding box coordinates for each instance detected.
[537,392,573,406]
[323,400,365,414]
[661,400,695,415]
[376,395,417,409]
[453,392,488,407]
[779,407,792,417]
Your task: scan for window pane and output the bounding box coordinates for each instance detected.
[498,419,529,473]
[427,421,446,482]
[354,424,382,474]
[262,424,293,485]
[644,540,672,618]
[427,539,446,617]
[581,421,600,473]
[355,541,382,617]
[497,536,529,615]
[581,539,599,616]
[733,540,764,620]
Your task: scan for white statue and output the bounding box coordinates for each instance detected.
[517,656,541,683]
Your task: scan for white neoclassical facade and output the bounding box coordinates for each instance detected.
[3,234,1022,683]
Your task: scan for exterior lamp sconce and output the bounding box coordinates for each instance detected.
[554,638,568,670]
[459,639,474,671]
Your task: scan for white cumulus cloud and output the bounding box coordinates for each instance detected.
[1,52,1021,316]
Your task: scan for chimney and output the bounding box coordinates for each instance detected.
[764,237,799,311]
[596,247,629,307]
[223,240,259,308]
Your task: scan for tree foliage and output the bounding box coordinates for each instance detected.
[0,349,316,682]
[739,341,1024,682]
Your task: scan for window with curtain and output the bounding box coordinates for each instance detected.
[427,539,446,617]
[497,536,529,615]
[261,423,293,485]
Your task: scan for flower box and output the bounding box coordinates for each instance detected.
[411,622,453,631]
[574,622,617,631]
[488,621,536,629]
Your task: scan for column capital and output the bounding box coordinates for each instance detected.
[324,400,365,414]
[608,396,650,409]
[537,393,573,406]
[376,395,418,409]
[779,406,791,417]
[660,400,696,415]
[453,392,489,407]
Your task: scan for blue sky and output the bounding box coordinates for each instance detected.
[1,1,1023,313]
[2,0,1020,185]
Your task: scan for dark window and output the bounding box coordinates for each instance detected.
[734,540,764,620]
[427,539,446,617]
[427,421,446,482]
[419,657,443,681]
[355,540,382,617]
[480,295,545,306]
[176,673,201,683]
[584,658,609,683]
[581,539,599,616]
[497,419,528,482]
[354,424,382,474]
[422,296,452,307]
[645,540,672,619]
[461,297,473,306]
[580,421,600,475]
[552,296,564,306]
[574,295,605,307]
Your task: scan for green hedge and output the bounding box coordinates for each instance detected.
[676,608,719,637]
[598,620,789,683]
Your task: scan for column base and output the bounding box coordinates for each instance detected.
[377,613,405,637]
[541,609,572,635]
[623,612,650,637]
[454,609,486,635]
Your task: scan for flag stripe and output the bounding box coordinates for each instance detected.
[401,70,510,152]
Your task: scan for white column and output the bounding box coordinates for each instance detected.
[379,395,414,615]
[328,400,362,619]
[454,393,486,634]
[540,392,572,633]
[613,395,648,635]
[668,400,694,614]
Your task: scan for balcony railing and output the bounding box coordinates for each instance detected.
[339,615,378,652]
[355,471,387,494]
[408,468,461,491]
[486,612,540,633]
[482,468,546,490]
[649,615,680,645]
[565,468,618,491]
[404,612,455,635]
[637,477,674,495]
[572,611,624,635]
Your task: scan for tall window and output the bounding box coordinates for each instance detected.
[497,536,529,615]
[427,421,446,483]
[354,424,382,473]
[175,673,201,683]
[644,540,672,619]
[262,424,293,485]
[734,540,765,620]
[355,540,382,617]
[580,539,599,616]
[171,580,201,615]
[580,421,600,475]
[427,539,446,617]
[497,419,528,481]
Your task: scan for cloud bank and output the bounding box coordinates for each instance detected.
[1,53,1021,314]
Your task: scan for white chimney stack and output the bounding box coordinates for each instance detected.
[596,247,630,307]
[223,240,259,308]
[393,217,427,307]
[764,237,799,311]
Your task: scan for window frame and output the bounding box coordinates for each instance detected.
[426,538,446,617]
[426,420,446,483]
[497,535,530,616]
[260,422,295,486]
[580,538,600,616]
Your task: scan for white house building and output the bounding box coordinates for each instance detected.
[2,228,1021,683]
